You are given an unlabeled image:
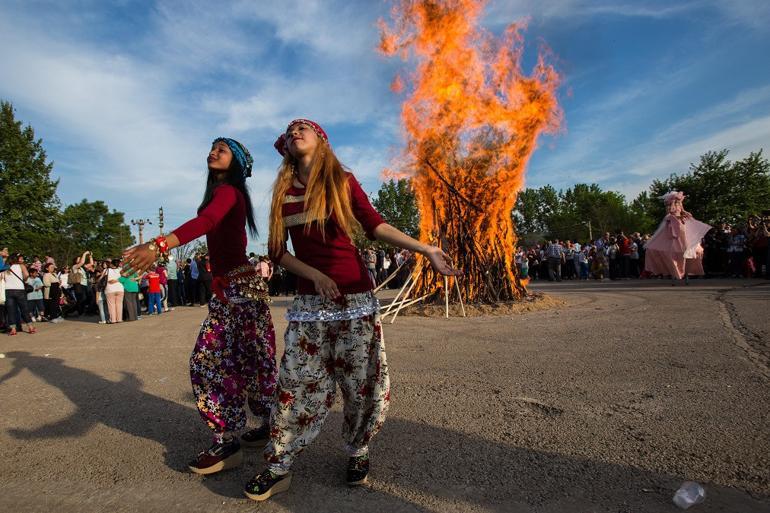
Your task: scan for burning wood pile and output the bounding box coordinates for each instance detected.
[378,0,562,315]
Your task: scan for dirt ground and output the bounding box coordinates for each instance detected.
[0,279,768,513]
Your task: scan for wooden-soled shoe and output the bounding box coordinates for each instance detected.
[244,469,292,501]
[346,454,369,486]
[188,439,243,475]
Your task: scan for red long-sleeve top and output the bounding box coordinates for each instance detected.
[172,185,249,278]
[270,173,385,295]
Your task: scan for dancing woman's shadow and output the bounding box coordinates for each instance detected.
[2,352,768,512]
[0,351,203,472]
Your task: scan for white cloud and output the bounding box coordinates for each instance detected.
[627,115,770,178]
[233,1,382,58]
[485,0,770,29]
[205,71,393,136]
[654,84,770,143]
[710,0,770,28]
[534,110,770,200]
[198,2,398,140]
[485,0,697,24]
[0,17,205,210]
[149,1,263,73]
[527,78,770,199]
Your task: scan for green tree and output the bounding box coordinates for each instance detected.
[515,183,643,242]
[558,184,642,239]
[513,185,559,237]
[372,179,420,238]
[0,100,61,255]
[57,200,134,264]
[628,191,658,235]
[644,149,770,225]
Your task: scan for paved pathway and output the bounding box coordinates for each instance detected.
[1,279,768,512]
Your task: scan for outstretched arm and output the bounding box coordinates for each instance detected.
[347,175,460,276]
[123,186,239,274]
[372,223,460,276]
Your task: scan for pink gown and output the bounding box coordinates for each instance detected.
[645,215,711,279]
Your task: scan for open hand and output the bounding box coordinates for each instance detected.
[423,246,462,276]
[122,243,156,275]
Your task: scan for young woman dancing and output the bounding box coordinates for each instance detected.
[123,137,278,475]
[244,119,460,501]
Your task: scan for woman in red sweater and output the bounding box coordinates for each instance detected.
[243,119,459,501]
[123,138,277,476]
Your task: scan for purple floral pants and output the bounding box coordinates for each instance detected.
[190,296,277,434]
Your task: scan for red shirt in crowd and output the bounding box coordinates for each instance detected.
[146,271,161,294]
[172,185,250,277]
[270,173,385,295]
[619,236,632,256]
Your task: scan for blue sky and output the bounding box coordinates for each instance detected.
[1,0,769,252]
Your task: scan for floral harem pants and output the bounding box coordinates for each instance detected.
[190,295,278,434]
[265,293,390,472]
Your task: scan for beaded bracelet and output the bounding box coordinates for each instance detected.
[152,236,170,259]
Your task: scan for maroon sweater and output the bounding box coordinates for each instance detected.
[270,173,385,295]
[172,185,250,278]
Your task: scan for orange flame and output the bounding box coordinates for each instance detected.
[380,0,562,303]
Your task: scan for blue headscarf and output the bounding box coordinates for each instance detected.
[212,137,253,179]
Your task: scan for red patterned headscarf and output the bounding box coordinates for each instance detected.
[274,118,329,156]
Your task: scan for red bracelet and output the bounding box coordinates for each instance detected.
[154,236,170,258]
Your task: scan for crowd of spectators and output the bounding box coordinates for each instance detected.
[516,217,770,282]
[0,243,415,335]
[0,248,274,335]
[2,216,766,334]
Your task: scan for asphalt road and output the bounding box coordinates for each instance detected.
[1,278,768,513]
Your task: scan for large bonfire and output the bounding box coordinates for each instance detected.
[379,0,562,306]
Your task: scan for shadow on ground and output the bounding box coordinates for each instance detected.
[2,351,768,512]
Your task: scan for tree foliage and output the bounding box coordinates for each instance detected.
[0,100,133,262]
[640,150,770,225]
[0,100,61,255]
[513,185,558,236]
[514,148,770,243]
[372,179,420,239]
[514,183,657,242]
[58,200,134,264]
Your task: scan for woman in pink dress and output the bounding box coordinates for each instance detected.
[644,191,711,285]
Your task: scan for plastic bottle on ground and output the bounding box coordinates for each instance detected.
[673,481,706,509]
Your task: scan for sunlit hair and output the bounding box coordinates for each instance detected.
[269,139,360,252]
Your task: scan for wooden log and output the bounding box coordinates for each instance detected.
[454,275,466,317]
[444,275,449,318]
[373,258,408,293]
[389,274,420,324]
[425,160,483,213]
[382,272,413,315]
[381,293,431,321]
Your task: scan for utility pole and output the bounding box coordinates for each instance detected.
[131,218,152,244]
[587,220,593,241]
[158,207,165,236]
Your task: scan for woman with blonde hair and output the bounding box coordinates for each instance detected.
[244,119,460,501]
